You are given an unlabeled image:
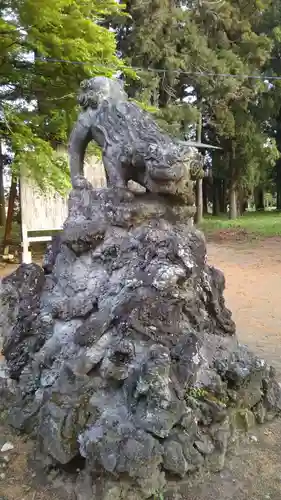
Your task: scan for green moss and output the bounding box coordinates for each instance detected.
[185,387,229,406]
[186,387,208,400]
[153,491,164,500]
[204,391,229,406]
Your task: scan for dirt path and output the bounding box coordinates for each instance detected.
[208,237,281,376]
[180,236,281,500]
[1,239,281,499]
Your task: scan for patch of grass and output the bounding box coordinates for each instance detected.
[0,223,21,242]
[199,211,281,238]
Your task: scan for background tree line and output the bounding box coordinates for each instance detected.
[1,0,281,226]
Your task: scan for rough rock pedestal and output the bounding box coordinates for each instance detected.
[1,186,281,500]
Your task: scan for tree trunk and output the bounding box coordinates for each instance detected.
[212,178,220,216]
[275,115,281,209]
[2,177,17,253]
[237,188,245,215]
[195,110,203,224]
[195,179,203,223]
[219,179,227,214]
[229,184,237,219]
[0,141,6,226]
[276,168,281,210]
[203,178,208,214]
[254,186,265,211]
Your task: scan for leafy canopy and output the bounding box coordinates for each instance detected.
[0,0,126,192]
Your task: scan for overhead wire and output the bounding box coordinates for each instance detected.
[34,56,281,81]
[2,54,281,81]
[1,54,281,107]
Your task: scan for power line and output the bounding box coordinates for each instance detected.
[34,56,281,81]
[2,54,281,81]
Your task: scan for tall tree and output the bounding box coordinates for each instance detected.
[0,0,125,192]
[115,0,278,218]
[191,0,277,217]
[0,139,6,226]
[259,0,281,209]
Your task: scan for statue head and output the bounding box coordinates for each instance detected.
[78,76,128,109]
[143,143,204,196]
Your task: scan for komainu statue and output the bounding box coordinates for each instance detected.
[68,76,203,195]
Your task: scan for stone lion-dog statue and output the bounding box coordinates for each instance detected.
[69,76,203,196]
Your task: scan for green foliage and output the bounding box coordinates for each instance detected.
[130,99,159,115]
[0,0,126,192]
[2,0,281,205]
[3,105,71,194]
[114,0,279,209]
[113,1,204,135]
[195,0,274,194]
[86,141,102,161]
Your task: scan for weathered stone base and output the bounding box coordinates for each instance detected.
[0,187,280,499]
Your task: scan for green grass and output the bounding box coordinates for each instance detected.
[199,211,281,237]
[1,212,281,249]
[0,223,21,242]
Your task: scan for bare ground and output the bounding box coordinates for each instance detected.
[208,237,281,377]
[1,238,281,499]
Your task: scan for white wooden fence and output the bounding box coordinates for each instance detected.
[20,154,106,263]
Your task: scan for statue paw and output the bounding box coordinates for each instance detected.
[121,188,135,202]
[110,186,135,202]
[72,175,93,190]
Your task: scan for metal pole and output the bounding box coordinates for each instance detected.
[195,110,203,224]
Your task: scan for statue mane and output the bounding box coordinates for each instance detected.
[78,76,128,109]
